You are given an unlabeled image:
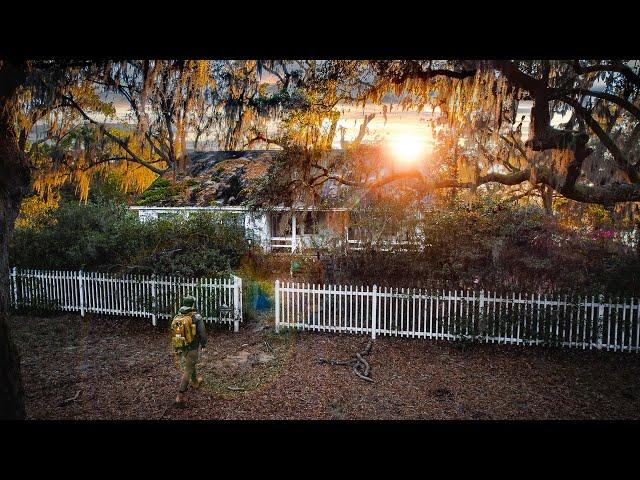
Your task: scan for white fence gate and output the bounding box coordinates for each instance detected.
[274,280,640,352]
[9,268,243,331]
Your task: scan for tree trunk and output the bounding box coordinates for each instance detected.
[0,198,26,419]
[0,60,29,419]
[542,185,554,215]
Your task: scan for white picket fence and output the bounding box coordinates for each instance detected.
[274,281,640,352]
[9,268,243,330]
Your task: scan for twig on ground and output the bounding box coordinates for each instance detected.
[159,403,171,419]
[264,341,275,353]
[58,389,82,406]
[356,352,370,377]
[353,364,374,382]
[227,386,245,391]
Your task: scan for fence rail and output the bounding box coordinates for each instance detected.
[9,268,243,330]
[274,281,640,352]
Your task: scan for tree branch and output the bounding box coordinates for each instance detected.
[549,88,640,121]
[491,60,543,92]
[574,61,640,88]
[561,96,639,183]
[61,94,168,175]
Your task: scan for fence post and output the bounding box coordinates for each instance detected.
[78,270,85,317]
[233,275,242,333]
[11,267,18,309]
[275,279,280,333]
[150,274,157,327]
[479,290,486,342]
[597,293,605,350]
[371,285,378,340]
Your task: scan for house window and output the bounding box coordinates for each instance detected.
[270,212,292,236]
[270,212,309,237]
[302,211,324,235]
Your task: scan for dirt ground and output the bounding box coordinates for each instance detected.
[8,312,640,420]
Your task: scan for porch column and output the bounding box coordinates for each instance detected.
[263,213,272,252]
[291,213,297,253]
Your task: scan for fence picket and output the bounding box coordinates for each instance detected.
[10,267,242,328]
[629,299,640,353]
[613,296,620,352]
[271,280,639,354]
[621,297,627,352]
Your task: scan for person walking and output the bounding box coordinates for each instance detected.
[171,295,207,406]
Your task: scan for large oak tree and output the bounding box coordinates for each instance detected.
[0,59,214,419]
[254,60,640,212]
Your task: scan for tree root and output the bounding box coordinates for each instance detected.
[317,340,374,382]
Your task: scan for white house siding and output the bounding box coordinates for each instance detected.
[244,211,271,251]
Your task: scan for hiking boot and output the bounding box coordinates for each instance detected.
[174,392,185,406]
[191,377,204,389]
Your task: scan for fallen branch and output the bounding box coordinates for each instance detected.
[227,386,245,391]
[264,341,275,353]
[317,340,374,382]
[353,363,373,382]
[58,389,82,406]
[159,403,171,419]
[355,352,370,377]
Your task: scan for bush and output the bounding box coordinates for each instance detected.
[320,199,640,295]
[133,211,250,277]
[9,199,250,278]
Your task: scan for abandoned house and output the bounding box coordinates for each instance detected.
[131,150,423,252]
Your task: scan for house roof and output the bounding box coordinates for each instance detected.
[135,149,361,208]
[135,150,273,207]
[133,147,409,209]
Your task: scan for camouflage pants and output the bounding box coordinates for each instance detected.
[178,348,199,393]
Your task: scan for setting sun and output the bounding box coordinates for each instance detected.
[390,134,427,163]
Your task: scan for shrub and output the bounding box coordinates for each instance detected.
[9,199,250,278]
[320,200,640,295]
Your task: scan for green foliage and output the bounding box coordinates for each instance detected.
[87,172,133,204]
[135,177,181,205]
[10,200,141,271]
[321,198,640,295]
[138,211,249,277]
[9,200,250,278]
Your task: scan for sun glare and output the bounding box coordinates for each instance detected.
[390,134,427,163]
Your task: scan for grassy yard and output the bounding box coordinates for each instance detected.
[8,312,640,420]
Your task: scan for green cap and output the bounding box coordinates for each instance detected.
[181,295,196,309]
